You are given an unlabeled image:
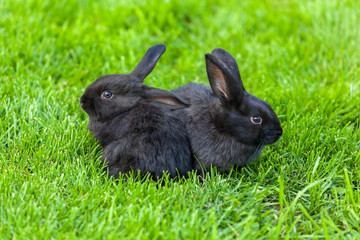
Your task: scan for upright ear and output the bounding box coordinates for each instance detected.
[205,53,244,105]
[130,44,166,81]
[211,48,243,87]
[143,86,190,110]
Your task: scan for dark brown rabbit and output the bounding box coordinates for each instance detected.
[80,44,193,179]
[172,48,282,172]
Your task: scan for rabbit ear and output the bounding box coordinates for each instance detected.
[130,44,166,81]
[143,87,189,110]
[205,53,244,105]
[211,48,243,87]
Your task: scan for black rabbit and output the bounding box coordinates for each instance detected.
[80,44,193,179]
[172,48,282,172]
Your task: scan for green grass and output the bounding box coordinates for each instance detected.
[1,0,359,239]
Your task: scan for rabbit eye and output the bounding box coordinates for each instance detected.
[102,91,113,99]
[250,116,262,124]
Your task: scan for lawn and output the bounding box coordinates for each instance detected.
[1,0,359,239]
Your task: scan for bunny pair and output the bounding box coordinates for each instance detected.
[80,44,282,179]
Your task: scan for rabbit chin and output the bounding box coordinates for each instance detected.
[235,144,265,166]
[193,138,264,172]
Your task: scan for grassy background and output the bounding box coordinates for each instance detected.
[1,0,359,239]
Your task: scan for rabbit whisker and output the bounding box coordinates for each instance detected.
[251,140,264,161]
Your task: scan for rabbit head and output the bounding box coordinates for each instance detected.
[206,48,282,146]
[80,44,188,122]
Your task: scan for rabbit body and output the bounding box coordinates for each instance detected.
[173,48,282,172]
[81,45,193,178]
